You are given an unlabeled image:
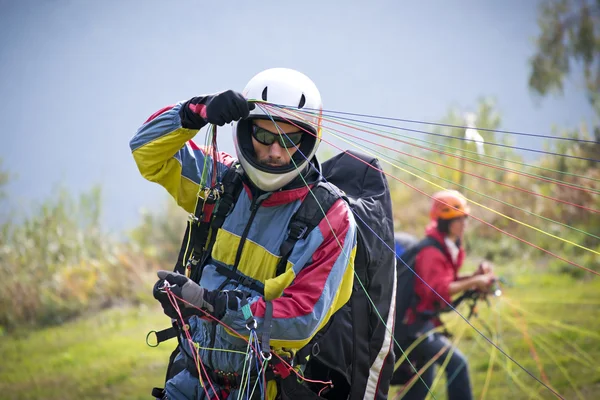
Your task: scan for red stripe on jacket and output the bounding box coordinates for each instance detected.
[144,105,175,123]
[251,198,351,319]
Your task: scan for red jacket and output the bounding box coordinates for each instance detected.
[405,222,465,326]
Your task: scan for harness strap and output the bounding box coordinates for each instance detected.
[215,265,265,295]
[275,182,344,277]
[163,177,344,399]
[408,237,447,318]
[187,163,245,283]
[183,353,284,389]
[154,326,178,345]
[261,301,274,358]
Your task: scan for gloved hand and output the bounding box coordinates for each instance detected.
[180,90,256,128]
[153,270,214,319]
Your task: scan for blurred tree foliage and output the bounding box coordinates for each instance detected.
[387,97,600,275]
[0,160,8,200]
[0,162,166,331]
[529,0,600,118]
[6,11,600,330]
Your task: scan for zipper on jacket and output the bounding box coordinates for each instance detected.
[209,191,272,366]
[232,191,272,274]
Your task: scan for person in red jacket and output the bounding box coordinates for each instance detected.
[403,190,496,400]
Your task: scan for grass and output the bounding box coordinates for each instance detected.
[0,269,599,400]
[0,305,174,400]
[390,267,600,400]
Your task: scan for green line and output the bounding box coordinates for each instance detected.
[258,103,439,399]
[501,312,583,400]
[502,297,600,340]
[340,135,600,242]
[471,331,544,400]
[296,108,600,192]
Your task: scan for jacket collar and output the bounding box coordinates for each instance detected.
[243,157,322,207]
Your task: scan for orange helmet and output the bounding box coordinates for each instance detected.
[429,190,470,221]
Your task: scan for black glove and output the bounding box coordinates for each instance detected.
[153,270,214,319]
[180,90,256,128]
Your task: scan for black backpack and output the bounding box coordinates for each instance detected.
[299,150,397,400]
[151,150,396,400]
[390,235,445,385]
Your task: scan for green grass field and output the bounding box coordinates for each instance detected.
[1,270,599,400]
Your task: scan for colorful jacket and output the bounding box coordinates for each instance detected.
[130,101,357,399]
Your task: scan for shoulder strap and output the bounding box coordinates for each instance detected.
[396,236,444,277]
[395,235,447,319]
[408,236,450,318]
[416,236,445,256]
[208,162,245,234]
[191,162,245,282]
[265,182,345,365]
[173,162,245,280]
[275,182,346,277]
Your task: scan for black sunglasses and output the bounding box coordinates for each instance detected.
[251,125,303,149]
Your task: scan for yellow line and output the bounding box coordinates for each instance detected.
[502,297,600,340]
[479,321,498,400]
[268,105,600,257]
[425,322,469,400]
[394,326,446,372]
[471,329,544,399]
[499,312,583,400]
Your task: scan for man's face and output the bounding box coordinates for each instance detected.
[449,216,468,238]
[251,119,302,167]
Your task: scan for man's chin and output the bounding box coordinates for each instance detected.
[258,160,287,168]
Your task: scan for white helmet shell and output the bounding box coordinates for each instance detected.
[232,68,322,192]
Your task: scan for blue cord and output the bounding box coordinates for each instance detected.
[257,103,565,400]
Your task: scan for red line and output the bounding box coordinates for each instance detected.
[329,121,599,213]
[512,308,551,385]
[311,109,600,195]
[393,344,449,400]
[167,291,217,399]
[166,291,333,389]
[296,109,600,213]
[264,105,600,277]
[317,120,600,214]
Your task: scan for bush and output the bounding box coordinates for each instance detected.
[0,185,160,331]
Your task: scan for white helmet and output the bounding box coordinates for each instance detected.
[232,68,322,192]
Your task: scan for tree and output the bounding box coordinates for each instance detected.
[389,98,512,234]
[428,97,505,187]
[529,0,600,118]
